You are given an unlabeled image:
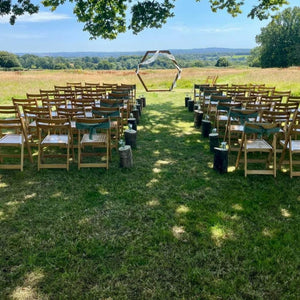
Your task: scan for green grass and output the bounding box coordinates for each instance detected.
[1,90,299,299]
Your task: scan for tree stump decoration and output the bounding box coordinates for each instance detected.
[132,109,140,124]
[128,118,137,131]
[202,119,211,137]
[213,147,228,174]
[209,132,219,153]
[136,103,142,117]
[188,99,195,112]
[185,96,191,107]
[140,96,146,107]
[136,98,143,112]
[119,145,133,168]
[125,129,137,148]
[194,110,203,128]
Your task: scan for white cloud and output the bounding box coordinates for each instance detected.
[1,33,45,39]
[170,25,242,34]
[0,12,71,24]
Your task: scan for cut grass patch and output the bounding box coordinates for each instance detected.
[0,69,300,299]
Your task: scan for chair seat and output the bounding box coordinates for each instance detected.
[280,139,300,152]
[0,134,23,145]
[229,124,244,132]
[81,133,107,144]
[85,111,93,118]
[246,139,272,150]
[110,121,118,129]
[42,134,69,145]
[217,115,229,121]
[29,120,36,128]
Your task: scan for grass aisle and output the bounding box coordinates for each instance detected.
[1,91,299,299]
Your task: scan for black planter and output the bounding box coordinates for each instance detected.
[194,110,203,128]
[188,100,195,112]
[185,96,191,107]
[213,147,228,174]
[202,120,211,137]
[128,118,137,131]
[140,97,146,107]
[132,109,140,124]
[209,133,219,153]
[136,103,142,117]
[125,129,137,148]
[136,98,143,111]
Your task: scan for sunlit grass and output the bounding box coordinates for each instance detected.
[0,70,300,299]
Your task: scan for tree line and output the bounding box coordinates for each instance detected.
[0,52,248,71]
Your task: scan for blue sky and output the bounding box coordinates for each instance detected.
[0,0,298,53]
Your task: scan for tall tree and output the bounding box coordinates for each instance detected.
[215,57,230,67]
[0,51,21,68]
[256,6,300,67]
[0,0,290,39]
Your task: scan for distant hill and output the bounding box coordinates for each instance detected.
[16,48,251,58]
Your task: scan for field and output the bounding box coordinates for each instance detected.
[0,68,300,299]
[0,67,299,101]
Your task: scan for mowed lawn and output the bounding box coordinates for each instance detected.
[0,68,300,299]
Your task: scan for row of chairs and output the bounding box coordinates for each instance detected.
[197,93,300,177]
[208,94,300,131]
[234,108,300,178]
[194,83,292,103]
[0,91,131,170]
[35,82,136,103]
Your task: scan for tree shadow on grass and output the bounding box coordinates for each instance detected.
[0,96,300,299]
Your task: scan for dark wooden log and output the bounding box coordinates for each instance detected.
[119,145,133,168]
[136,103,142,117]
[194,102,201,110]
[213,147,228,174]
[128,118,137,131]
[125,129,137,148]
[185,96,191,107]
[136,98,143,111]
[132,109,140,124]
[202,120,211,137]
[209,133,219,153]
[194,110,203,128]
[140,97,146,107]
[188,100,195,112]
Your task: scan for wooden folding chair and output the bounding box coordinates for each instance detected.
[40,89,57,100]
[23,105,52,145]
[225,108,259,152]
[76,118,111,169]
[279,112,300,177]
[215,102,242,136]
[42,98,68,117]
[258,86,276,96]
[260,95,283,110]
[235,122,281,177]
[67,82,82,88]
[207,95,231,121]
[36,117,72,171]
[0,106,33,170]
[272,90,291,102]
[12,97,38,118]
[92,106,122,147]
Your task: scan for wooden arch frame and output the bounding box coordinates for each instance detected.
[136,50,182,92]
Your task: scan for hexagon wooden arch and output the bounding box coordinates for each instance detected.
[136,50,182,92]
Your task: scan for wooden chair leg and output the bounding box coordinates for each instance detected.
[235,135,245,169]
[290,150,293,178]
[244,147,248,177]
[20,140,24,172]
